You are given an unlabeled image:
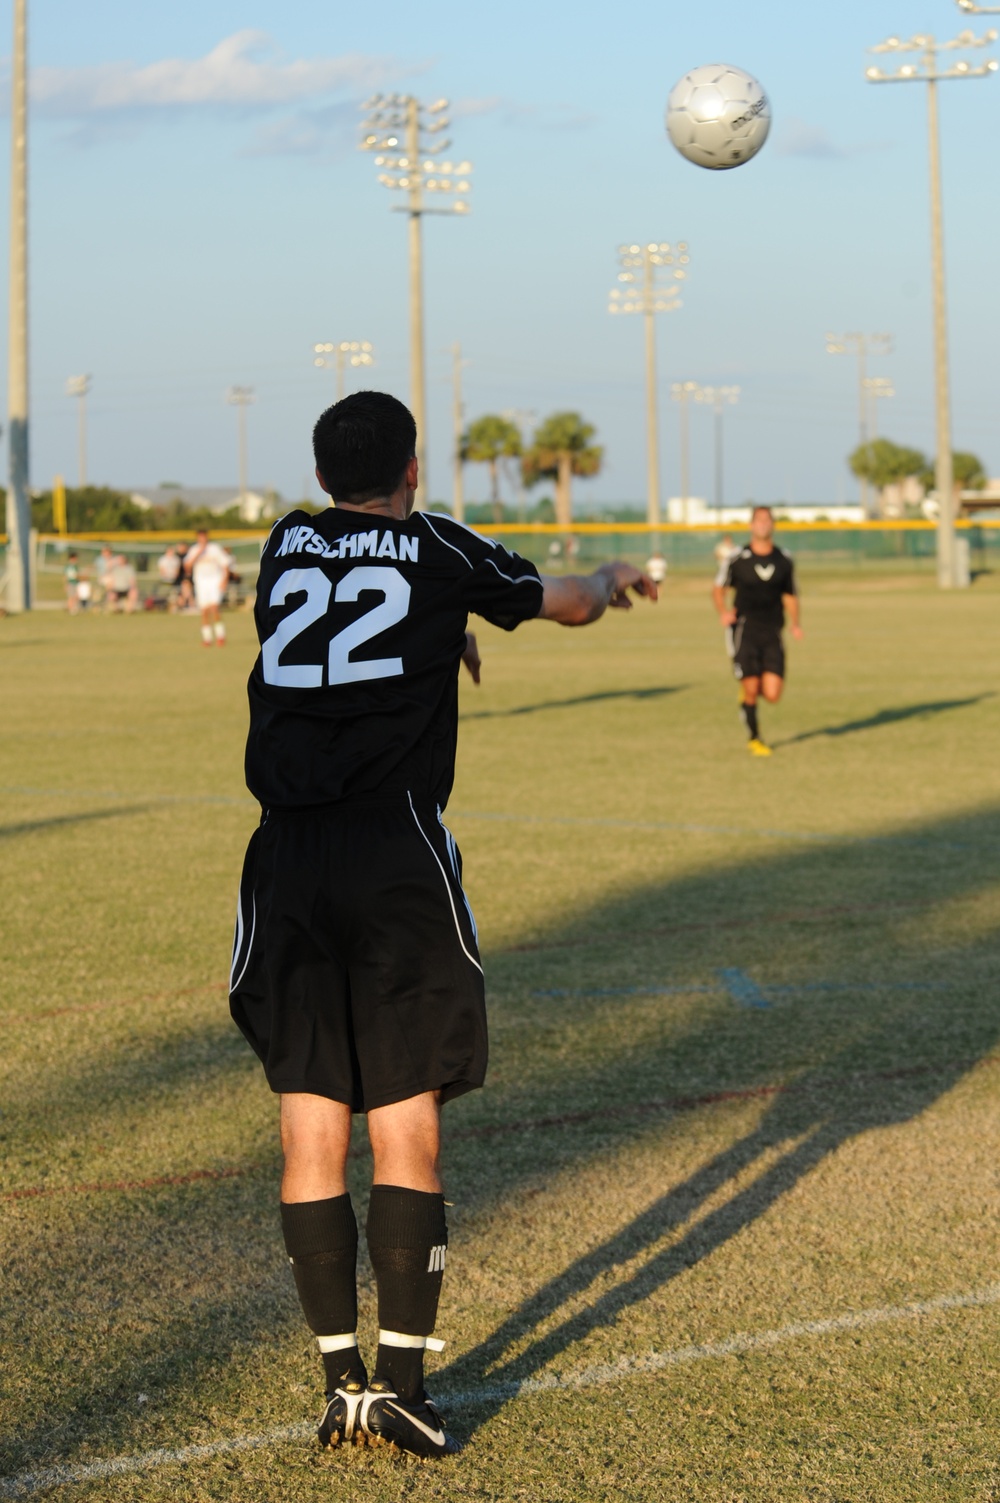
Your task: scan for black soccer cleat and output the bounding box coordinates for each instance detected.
[360,1380,461,1458]
[318,1379,368,1448]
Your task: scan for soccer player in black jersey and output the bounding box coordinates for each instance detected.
[230,391,656,1458]
[711,505,802,756]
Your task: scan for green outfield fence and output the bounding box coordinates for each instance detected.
[2,521,999,605]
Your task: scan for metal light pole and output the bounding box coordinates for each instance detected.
[692,384,740,512]
[360,95,472,510]
[6,0,30,611]
[825,333,893,516]
[866,26,997,585]
[670,381,699,521]
[608,242,688,528]
[449,342,468,521]
[863,376,895,444]
[313,341,374,402]
[66,374,91,487]
[227,386,255,512]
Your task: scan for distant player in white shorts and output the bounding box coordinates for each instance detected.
[185,529,230,646]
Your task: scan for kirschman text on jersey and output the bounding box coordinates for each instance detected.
[275,524,419,563]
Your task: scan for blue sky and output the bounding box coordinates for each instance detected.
[3,0,999,507]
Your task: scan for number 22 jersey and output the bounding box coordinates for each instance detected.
[244,507,544,811]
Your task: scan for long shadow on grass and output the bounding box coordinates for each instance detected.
[6,800,1000,1471]
[432,800,1000,1437]
[0,804,154,840]
[776,693,993,747]
[460,684,688,721]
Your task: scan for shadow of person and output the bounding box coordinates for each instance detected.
[776,693,994,748]
[460,685,688,722]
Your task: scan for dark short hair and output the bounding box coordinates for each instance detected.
[751,505,773,519]
[313,390,417,504]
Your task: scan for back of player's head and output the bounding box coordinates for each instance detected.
[313,391,417,504]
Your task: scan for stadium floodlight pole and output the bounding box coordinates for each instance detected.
[360,94,472,510]
[692,384,741,511]
[956,0,1000,13]
[863,376,895,444]
[608,242,688,528]
[670,381,699,520]
[313,341,374,403]
[825,333,893,516]
[449,342,468,521]
[226,386,255,511]
[6,0,30,611]
[66,374,91,487]
[866,27,997,586]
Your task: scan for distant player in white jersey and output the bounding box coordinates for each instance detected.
[185,529,230,647]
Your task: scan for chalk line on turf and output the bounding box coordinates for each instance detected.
[0,786,987,849]
[3,1282,998,1499]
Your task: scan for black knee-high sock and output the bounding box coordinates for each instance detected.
[280,1195,366,1392]
[740,698,759,741]
[366,1185,448,1401]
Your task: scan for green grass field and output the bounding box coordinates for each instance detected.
[2,567,1000,1501]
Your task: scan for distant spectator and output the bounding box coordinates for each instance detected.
[157,545,183,611]
[714,533,739,570]
[107,554,140,614]
[174,542,194,611]
[185,528,230,646]
[64,551,82,614]
[96,545,116,607]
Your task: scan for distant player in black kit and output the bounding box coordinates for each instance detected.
[711,505,802,755]
[230,391,656,1458]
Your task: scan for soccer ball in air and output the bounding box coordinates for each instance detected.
[666,64,770,171]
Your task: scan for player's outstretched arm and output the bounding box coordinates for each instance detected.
[711,582,736,627]
[784,592,803,640]
[537,562,657,626]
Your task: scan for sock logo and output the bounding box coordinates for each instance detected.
[427,1245,447,1273]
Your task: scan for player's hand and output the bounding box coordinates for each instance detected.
[791,624,804,641]
[719,608,737,628]
[601,562,658,609]
[461,632,481,684]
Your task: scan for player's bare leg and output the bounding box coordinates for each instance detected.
[279,1094,366,1444]
[761,671,783,704]
[200,601,225,647]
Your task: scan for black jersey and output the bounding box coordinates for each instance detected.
[244,507,543,811]
[717,544,796,628]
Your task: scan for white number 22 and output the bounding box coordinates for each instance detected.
[261,565,411,688]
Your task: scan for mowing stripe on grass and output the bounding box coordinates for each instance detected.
[5,1053,995,1204]
[534,978,950,1001]
[3,1282,998,1499]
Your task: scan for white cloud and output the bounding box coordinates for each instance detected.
[774,117,892,161]
[452,95,597,130]
[30,31,399,116]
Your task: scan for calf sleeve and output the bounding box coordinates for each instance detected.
[366,1185,448,1401]
[280,1194,364,1391]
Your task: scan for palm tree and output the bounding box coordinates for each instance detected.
[460,415,523,523]
[522,412,603,527]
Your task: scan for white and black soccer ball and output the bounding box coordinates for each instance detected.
[666,64,771,171]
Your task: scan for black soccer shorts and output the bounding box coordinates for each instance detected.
[727,618,785,681]
[229,794,487,1113]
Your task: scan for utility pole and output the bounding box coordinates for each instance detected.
[313,341,374,402]
[449,342,468,521]
[691,385,740,512]
[66,374,91,487]
[6,0,30,611]
[670,381,699,522]
[825,333,893,517]
[866,25,997,585]
[861,376,895,517]
[360,94,472,510]
[608,242,688,529]
[227,387,255,513]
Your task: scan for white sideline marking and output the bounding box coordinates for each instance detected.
[3,1282,998,1499]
